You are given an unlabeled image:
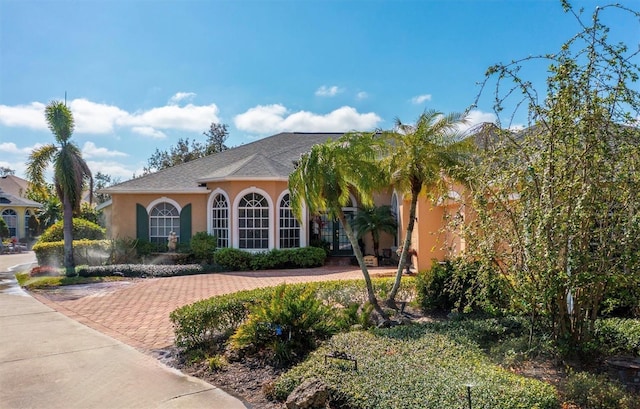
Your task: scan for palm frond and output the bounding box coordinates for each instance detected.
[26,144,58,197]
[45,101,74,144]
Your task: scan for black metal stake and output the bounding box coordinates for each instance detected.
[466,385,472,409]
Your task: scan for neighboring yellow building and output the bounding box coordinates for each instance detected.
[0,175,43,243]
[101,132,464,271]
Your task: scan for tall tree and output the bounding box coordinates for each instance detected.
[289,132,390,320]
[26,101,92,276]
[384,110,471,307]
[352,205,397,258]
[143,122,230,174]
[467,2,640,347]
[93,171,120,205]
[0,167,15,176]
[203,122,229,155]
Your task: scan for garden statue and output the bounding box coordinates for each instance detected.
[167,231,178,252]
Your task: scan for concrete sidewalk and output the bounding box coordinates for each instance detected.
[0,253,247,409]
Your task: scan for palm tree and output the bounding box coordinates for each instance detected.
[289,132,390,320]
[384,110,471,307]
[352,205,397,258]
[26,101,92,276]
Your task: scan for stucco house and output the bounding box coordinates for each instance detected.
[101,132,464,270]
[0,175,43,243]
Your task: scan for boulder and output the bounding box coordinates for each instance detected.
[285,378,329,409]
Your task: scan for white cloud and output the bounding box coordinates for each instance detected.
[86,160,136,180]
[169,92,196,105]
[121,103,220,132]
[411,94,432,104]
[315,85,341,97]
[457,109,497,133]
[69,99,129,134]
[0,142,45,155]
[0,96,220,136]
[0,102,47,130]
[82,142,127,159]
[131,126,167,139]
[234,104,381,134]
[356,91,368,100]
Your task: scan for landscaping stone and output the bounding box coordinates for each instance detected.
[285,378,329,409]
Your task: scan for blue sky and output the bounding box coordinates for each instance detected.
[1,0,637,181]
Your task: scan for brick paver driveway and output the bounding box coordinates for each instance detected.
[31,266,395,353]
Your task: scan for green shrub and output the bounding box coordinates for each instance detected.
[37,218,106,243]
[563,371,639,409]
[32,239,111,267]
[134,239,166,257]
[213,248,253,271]
[190,232,218,264]
[229,284,337,366]
[287,246,326,268]
[250,247,326,270]
[108,237,143,264]
[274,327,557,408]
[214,247,326,271]
[416,258,508,315]
[171,287,275,350]
[594,318,640,356]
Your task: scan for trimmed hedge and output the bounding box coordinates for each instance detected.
[213,247,326,271]
[171,287,275,349]
[32,239,111,267]
[77,264,206,278]
[37,218,106,243]
[274,326,558,408]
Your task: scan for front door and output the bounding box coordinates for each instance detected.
[319,211,355,256]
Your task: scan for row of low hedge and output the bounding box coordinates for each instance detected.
[32,239,112,267]
[274,325,558,409]
[76,264,207,278]
[170,277,418,351]
[213,247,326,271]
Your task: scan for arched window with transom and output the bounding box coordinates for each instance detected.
[238,192,269,250]
[149,202,180,244]
[279,193,300,248]
[211,193,229,248]
[2,209,17,238]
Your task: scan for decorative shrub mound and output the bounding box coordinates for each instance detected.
[37,218,106,243]
[213,247,326,271]
[274,326,558,409]
[229,284,337,366]
[32,239,111,267]
[190,232,217,264]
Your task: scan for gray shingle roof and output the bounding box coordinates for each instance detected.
[103,132,342,193]
[0,188,42,208]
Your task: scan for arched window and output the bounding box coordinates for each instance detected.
[149,202,180,244]
[2,209,17,238]
[211,194,229,248]
[238,192,269,250]
[279,193,300,248]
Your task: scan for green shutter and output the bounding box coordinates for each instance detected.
[180,204,192,245]
[136,204,149,241]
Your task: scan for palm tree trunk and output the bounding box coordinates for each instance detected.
[386,191,419,307]
[62,194,75,276]
[337,211,389,321]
